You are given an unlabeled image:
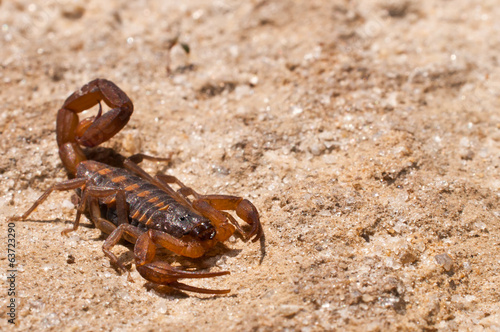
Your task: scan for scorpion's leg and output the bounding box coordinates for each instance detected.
[99,223,142,275]
[84,189,131,273]
[126,153,172,165]
[121,155,171,186]
[61,186,128,236]
[154,173,196,200]
[134,230,230,294]
[9,178,87,221]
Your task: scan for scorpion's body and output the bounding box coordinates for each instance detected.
[12,79,263,294]
[79,160,215,242]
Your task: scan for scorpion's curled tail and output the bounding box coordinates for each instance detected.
[56,79,134,177]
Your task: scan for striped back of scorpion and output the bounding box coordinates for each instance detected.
[77,160,207,238]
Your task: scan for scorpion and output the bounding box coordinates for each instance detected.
[11,79,263,294]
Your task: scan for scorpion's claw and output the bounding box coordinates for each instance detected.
[191,196,263,243]
[166,281,231,295]
[136,261,230,295]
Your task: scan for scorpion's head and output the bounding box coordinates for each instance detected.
[161,207,216,241]
[189,219,216,241]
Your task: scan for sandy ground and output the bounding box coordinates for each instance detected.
[1,0,500,331]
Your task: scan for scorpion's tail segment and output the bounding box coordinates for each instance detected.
[136,262,231,295]
[195,195,263,242]
[57,109,87,176]
[58,142,87,177]
[75,105,133,148]
[58,78,133,148]
[56,79,134,175]
[56,107,80,148]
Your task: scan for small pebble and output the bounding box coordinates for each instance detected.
[435,253,453,271]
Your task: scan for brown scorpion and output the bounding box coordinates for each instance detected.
[11,79,263,294]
